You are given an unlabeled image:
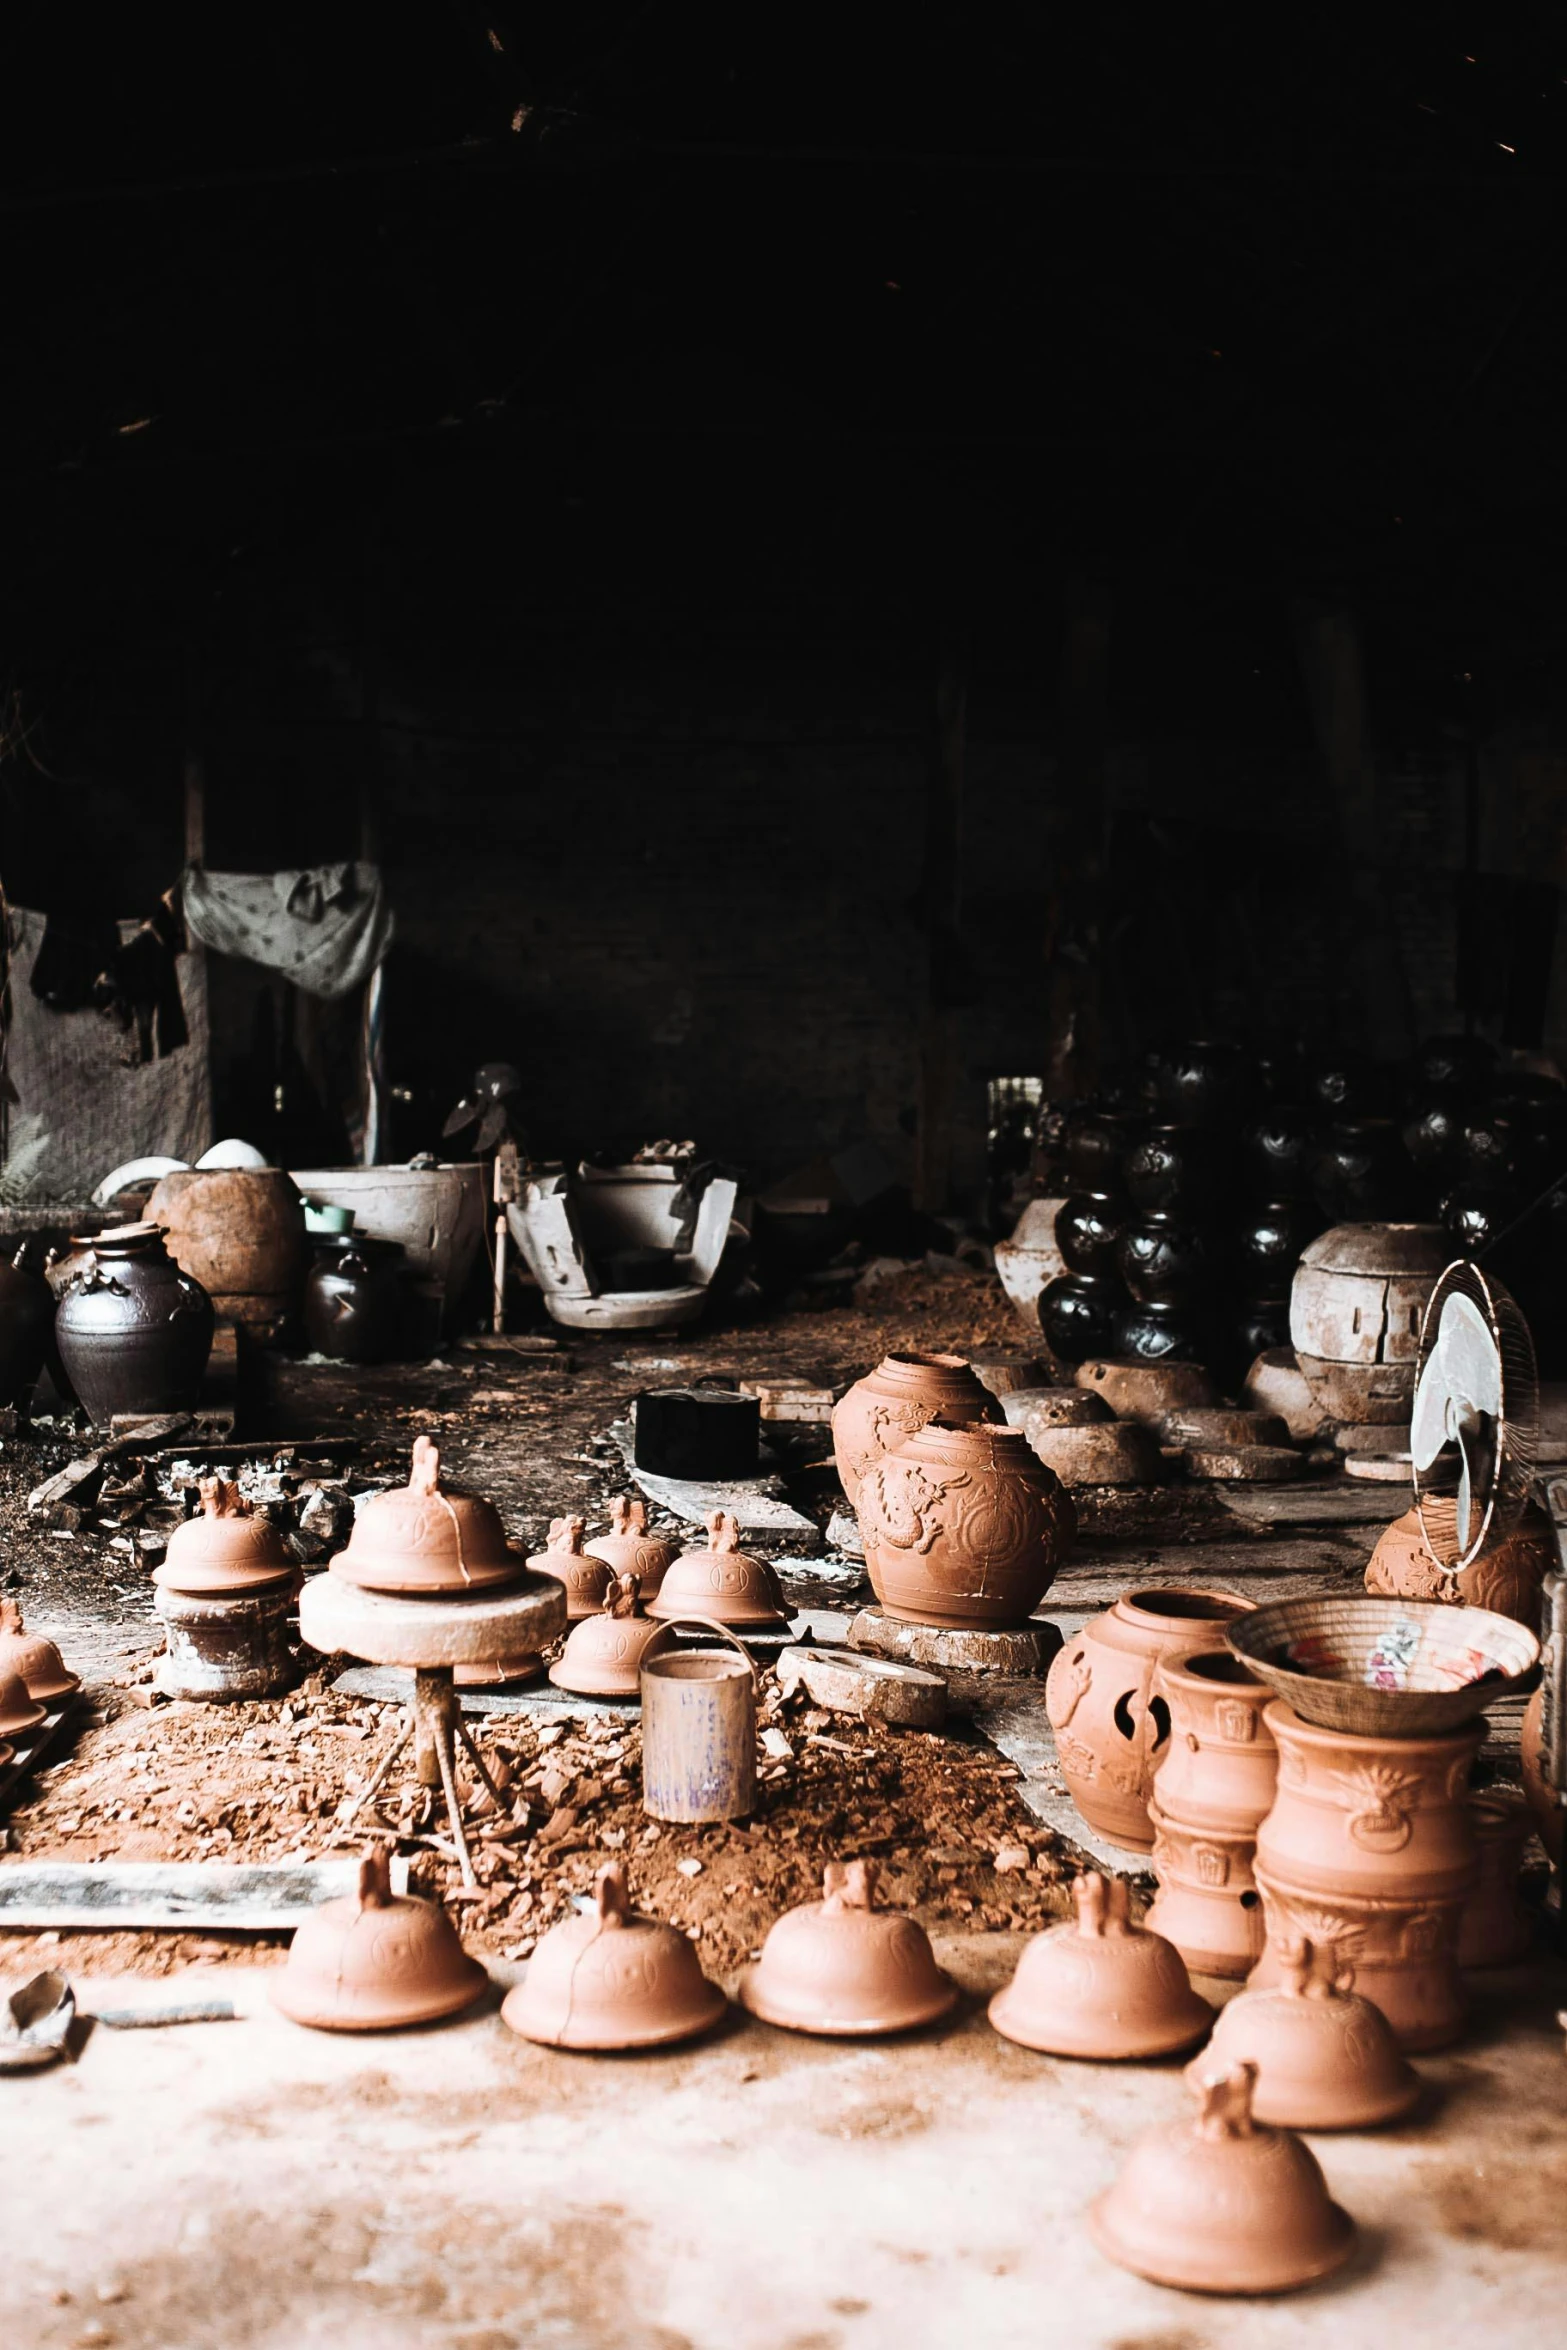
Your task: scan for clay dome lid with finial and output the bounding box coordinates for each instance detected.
[154,1478,299,1596]
[646,1510,790,1629]
[0,1602,78,1703]
[269,1849,488,2031]
[526,1515,612,1621]
[549,1573,663,1698]
[989,1874,1212,2059]
[584,1496,678,1598]
[1091,2060,1356,2294]
[1197,1935,1419,2130]
[501,1860,727,2050]
[740,1859,957,2036]
[0,1669,47,1742]
[331,1437,521,1596]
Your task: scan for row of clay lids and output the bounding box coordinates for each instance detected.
[531,1507,789,1631]
[0,1602,79,1766]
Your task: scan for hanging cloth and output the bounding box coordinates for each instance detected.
[180,861,392,998]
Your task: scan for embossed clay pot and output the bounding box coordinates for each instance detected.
[54,1221,214,1426]
[831,1351,1000,1508]
[1117,1212,1211,1306]
[1153,1039,1251,1130]
[527,1515,613,1622]
[739,1858,956,2036]
[1458,1791,1536,1968]
[333,1436,522,1596]
[1091,2062,1355,2295]
[1111,1297,1205,1365]
[1045,1588,1257,1851]
[1520,1687,1565,1867]
[1146,1799,1268,1978]
[501,1861,726,2049]
[856,1421,1075,1630]
[0,1602,77,1704]
[1123,1123,1211,1212]
[1364,1499,1552,1628]
[1245,1105,1316,1199]
[270,1850,487,2031]
[584,1496,678,1600]
[1235,1199,1320,1297]
[1151,1651,1279,1834]
[646,1509,790,1628]
[548,1573,663,1698]
[989,1872,1211,2058]
[1198,1937,1419,2130]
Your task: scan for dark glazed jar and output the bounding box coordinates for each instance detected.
[1440,1184,1516,1260]
[1411,1034,1495,1100]
[1039,1272,1124,1364]
[1235,1198,1320,1296]
[1153,1040,1250,1129]
[1117,1211,1210,1305]
[1310,1118,1403,1221]
[1060,1107,1141,1191]
[1245,1104,1315,1199]
[1234,1299,1291,1362]
[54,1222,214,1426]
[0,1245,55,1403]
[1401,1097,1464,1178]
[1112,1297,1204,1364]
[1457,1112,1521,1188]
[303,1237,408,1364]
[1123,1124,1211,1212]
[1304,1049,1383,1118]
[1056,1192,1127,1278]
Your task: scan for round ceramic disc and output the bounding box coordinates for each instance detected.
[738,1968,958,2037]
[1088,2192,1355,2295]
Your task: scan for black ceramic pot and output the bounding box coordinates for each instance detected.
[1457,1111,1522,1189]
[1401,1096,1465,1178]
[1117,1211,1210,1306]
[1111,1297,1204,1364]
[1310,1119,1404,1222]
[1440,1183,1517,1260]
[1235,1198,1320,1296]
[0,1246,55,1404]
[303,1236,408,1364]
[1123,1124,1213,1212]
[1411,1034,1495,1100]
[1234,1298,1292,1362]
[1060,1107,1142,1192]
[1245,1104,1316,1199]
[1492,1075,1567,1176]
[1039,1271,1125,1364]
[54,1222,214,1427]
[1304,1050,1386,1119]
[1056,1191,1127,1278]
[1153,1040,1250,1129]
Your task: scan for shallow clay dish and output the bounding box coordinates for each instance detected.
[526,1514,613,1621]
[1225,1594,1539,1736]
[647,1510,790,1630]
[989,1873,1212,2059]
[1198,1936,1419,2130]
[154,1476,299,1596]
[740,1859,957,2036]
[1091,2061,1356,2295]
[584,1496,678,1600]
[270,1850,488,2031]
[0,1601,78,1703]
[331,1437,521,1596]
[549,1573,664,1698]
[501,1862,726,2050]
[0,1669,47,1742]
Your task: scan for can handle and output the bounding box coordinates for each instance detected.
[639,1615,759,1687]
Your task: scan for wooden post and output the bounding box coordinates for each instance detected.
[914,637,968,1214]
[1042,573,1111,1100]
[359,521,385,1166]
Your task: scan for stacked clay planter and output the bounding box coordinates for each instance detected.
[1045,1588,1257,1851]
[1146,1651,1278,1977]
[1365,1498,1552,1629]
[1249,1700,1481,2050]
[855,1422,1074,1630]
[831,1352,1001,1509]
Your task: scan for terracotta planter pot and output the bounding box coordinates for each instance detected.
[1364,1499,1552,1628]
[1146,1798,1268,1978]
[1151,1651,1278,1835]
[1458,1791,1536,1968]
[1255,1702,1482,1904]
[1521,1686,1565,1867]
[1249,1864,1470,2051]
[1045,1587,1257,1851]
[148,1167,306,1330]
[856,1422,1074,1630]
[830,1352,1000,1508]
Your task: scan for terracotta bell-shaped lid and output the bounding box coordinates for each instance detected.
[0,1601,78,1703]
[549,1573,663,1698]
[526,1514,612,1622]
[1198,1936,1420,2131]
[269,1849,488,2031]
[646,1511,791,1630]
[740,1859,957,2036]
[331,1437,521,1596]
[1091,2061,1356,2295]
[989,1874,1212,2059]
[501,1861,727,2050]
[584,1495,679,1598]
[154,1477,299,1596]
[0,1668,48,1742]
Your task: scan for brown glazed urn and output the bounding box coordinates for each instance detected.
[332,1437,521,1597]
[646,1510,791,1629]
[526,1515,612,1622]
[740,1858,957,2036]
[0,1668,48,1741]
[154,1477,299,1596]
[989,1872,1211,2058]
[1364,1498,1552,1628]
[856,1422,1074,1630]
[1520,1686,1565,1867]
[147,1166,307,1332]
[830,1352,1001,1508]
[53,1222,215,1427]
[1045,1588,1257,1851]
[584,1496,678,1600]
[270,1850,487,2032]
[1090,2062,1355,2294]
[501,1861,726,2050]
[1199,1936,1419,2130]
[549,1573,664,1698]
[0,1602,78,1704]
[1457,1791,1536,1968]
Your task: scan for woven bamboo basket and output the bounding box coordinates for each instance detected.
[1225,1594,1538,1736]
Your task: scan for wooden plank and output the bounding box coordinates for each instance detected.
[0,1857,409,1931]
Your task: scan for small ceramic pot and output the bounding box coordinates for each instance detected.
[1310,1119,1404,1222]
[856,1421,1074,1630]
[1198,1937,1419,2129]
[584,1496,678,1599]
[1402,1097,1465,1177]
[1045,1587,1257,1851]
[1153,1039,1251,1130]
[303,1235,407,1364]
[1235,1199,1319,1297]
[990,1872,1210,2058]
[548,1574,663,1698]
[1117,1212,1210,1306]
[501,1863,725,2049]
[270,1850,487,2032]
[0,1245,54,1403]
[1060,1106,1141,1190]
[0,1603,77,1704]
[527,1515,613,1622]
[1364,1499,1552,1627]
[148,1166,306,1331]
[739,1858,956,2036]
[1110,1297,1205,1365]
[1122,1124,1210,1212]
[1038,1271,1124,1364]
[1056,1191,1127,1278]
[53,1221,214,1426]
[333,1436,522,1596]
[830,1351,1000,1507]
[1457,1791,1535,1969]
[1234,1299,1292,1363]
[1150,1650,1278,1834]
[1146,1800,1268,1979]
[1245,1105,1316,1199]
[1457,1110,1520,1186]
[646,1511,790,1629]
[1306,1049,1381,1118]
[1411,1035,1494,1099]
[1440,1183,1517,1260]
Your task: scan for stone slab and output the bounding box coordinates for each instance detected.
[848,1607,1062,1679]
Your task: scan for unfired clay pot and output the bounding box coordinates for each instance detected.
[270,1851,488,2031]
[1521,1686,1565,1867]
[1144,1651,1278,1979]
[330,1437,521,1596]
[148,1166,306,1331]
[549,1574,664,1698]
[501,1862,726,2049]
[584,1496,678,1600]
[856,1422,1074,1629]
[740,1858,956,2036]
[1458,1791,1536,1968]
[646,1510,790,1629]
[527,1515,612,1622]
[1147,1800,1269,1980]
[988,1873,1211,2058]
[154,1477,299,1596]
[831,1352,1001,1507]
[1090,2062,1355,2295]
[1198,1936,1419,2129]
[1045,1588,1257,1850]
[0,1667,48,1741]
[0,1602,78,1704]
[1364,1499,1552,1628]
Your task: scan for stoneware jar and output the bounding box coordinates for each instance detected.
[54,1221,214,1426]
[270,1850,487,2032]
[1057,1191,1128,1278]
[303,1235,408,1365]
[501,1862,726,2050]
[855,1421,1074,1630]
[988,1872,1210,2059]
[1153,1039,1251,1130]
[1045,1587,1257,1850]
[830,1351,1000,1508]
[1117,1211,1210,1306]
[1196,1937,1419,2131]
[526,1515,613,1621]
[1364,1499,1552,1628]
[1111,1296,1205,1365]
[1245,1104,1316,1199]
[0,1244,54,1403]
[739,1858,956,2037]
[584,1495,678,1600]
[1037,1270,1124,1364]
[1123,1123,1211,1212]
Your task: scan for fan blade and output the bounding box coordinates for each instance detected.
[442,1097,480,1137]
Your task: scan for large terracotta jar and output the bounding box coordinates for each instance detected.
[54,1222,214,1426]
[855,1422,1073,1629]
[830,1352,999,1509]
[1364,1499,1551,1629]
[147,1168,306,1334]
[1250,1700,1480,2050]
[1045,1588,1257,1852]
[1145,1651,1279,1978]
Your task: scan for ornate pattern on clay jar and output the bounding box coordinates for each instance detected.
[1256,1702,1481,1902]
[830,1352,1001,1508]
[856,1422,1073,1630]
[1364,1499,1552,1628]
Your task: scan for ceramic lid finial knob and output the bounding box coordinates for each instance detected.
[356,1849,394,1911]
[198,1475,248,1520]
[595,1860,631,1929]
[822,1857,876,1913]
[1194,2060,1260,2140]
[707,1508,741,1554]
[1074,1872,1133,1938]
[607,1572,642,1619]
[610,1495,647,1538]
[410,1435,443,1495]
[550,1514,587,1553]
